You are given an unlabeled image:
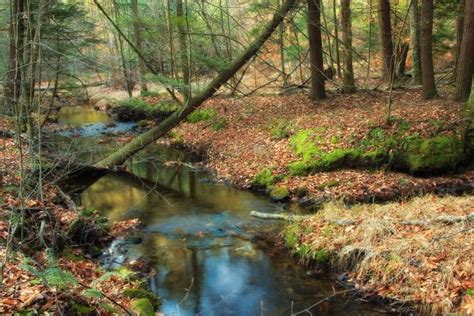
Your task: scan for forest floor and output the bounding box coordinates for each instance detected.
[84,86,474,313]
[0,131,156,314]
[167,89,473,202]
[129,88,473,313]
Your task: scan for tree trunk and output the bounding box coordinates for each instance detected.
[131,0,148,94]
[341,0,355,93]
[420,0,437,99]
[177,0,190,99]
[278,0,288,87]
[4,0,25,115]
[333,0,342,78]
[307,0,326,100]
[455,0,474,102]
[378,0,394,82]
[96,0,298,167]
[455,0,466,78]
[409,0,422,85]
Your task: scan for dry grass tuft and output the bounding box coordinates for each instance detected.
[291,194,474,314]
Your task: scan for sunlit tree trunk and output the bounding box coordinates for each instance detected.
[455,0,466,78]
[177,0,190,99]
[378,0,394,82]
[307,0,326,100]
[409,0,422,85]
[333,0,341,78]
[131,0,148,94]
[277,0,288,87]
[4,0,25,115]
[341,0,355,93]
[420,0,437,99]
[455,0,474,102]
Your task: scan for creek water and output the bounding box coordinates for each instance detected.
[56,106,386,316]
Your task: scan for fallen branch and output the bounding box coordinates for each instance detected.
[251,210,474,226]
[250,211,311,221]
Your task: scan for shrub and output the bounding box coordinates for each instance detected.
[253,168,276,188]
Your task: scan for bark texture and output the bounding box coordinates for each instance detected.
[378,0,394,82]
[409,0,422,85]
[420,0,437,99]
[455,0,474,102]
[131,0,148,93]
[341,0,355,93]
[307,0,326,100]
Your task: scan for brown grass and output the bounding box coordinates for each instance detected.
[290,194,474,314]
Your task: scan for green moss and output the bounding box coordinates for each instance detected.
[288,161,312,176]
[466,289,474,296]
[253,168,276,188]
[131,298,155,316]
[187,108,216,123]
[402,136,465,173]
[269,186,289,201]
[361,149,387,166]
[123,288,160,308]
[290,129,322,162]
[316,148,363,170]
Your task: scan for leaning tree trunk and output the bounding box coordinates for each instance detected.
[341,0,355,93]
[409,0,422,85]
[307,0,326,100]
[420,0,437,99]
[455,0,474,102]
[378,0,394,82]
[96,0,298,167]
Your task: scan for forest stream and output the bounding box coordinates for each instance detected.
[54,105,387,315]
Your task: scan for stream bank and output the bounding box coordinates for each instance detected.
[44,105,393,315]
[82,89,474,314]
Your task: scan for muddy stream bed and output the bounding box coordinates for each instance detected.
[52,105,388,315]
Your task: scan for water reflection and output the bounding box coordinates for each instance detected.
[78,144,383,316]
[58,105,111,125]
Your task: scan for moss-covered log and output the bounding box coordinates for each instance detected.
[95,0,297,167]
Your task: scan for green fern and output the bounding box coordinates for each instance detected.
[82,288,104,299]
